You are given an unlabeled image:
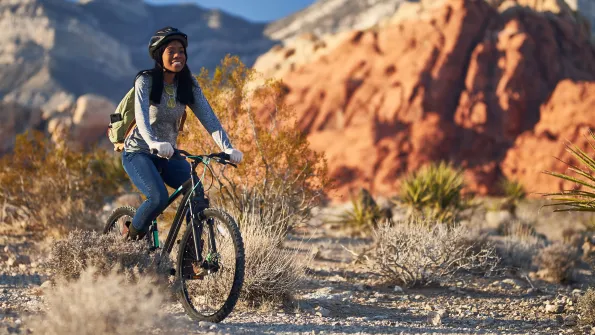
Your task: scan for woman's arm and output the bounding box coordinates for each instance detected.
[188,76,233,151]
[134,74,159,146]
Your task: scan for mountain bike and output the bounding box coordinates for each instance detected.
[103,149,245,323]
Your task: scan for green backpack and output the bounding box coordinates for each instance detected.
[108,85,187,152]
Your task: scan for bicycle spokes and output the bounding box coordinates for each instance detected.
[179,213,237,317]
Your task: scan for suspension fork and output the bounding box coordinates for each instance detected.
[187,171,209,262]
[206,217,217,255]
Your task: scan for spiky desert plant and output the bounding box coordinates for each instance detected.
[543,130,595,213]
[332,189,382,232]
[500,177,527,202]
[498,177,526,215]
[398,161,468,223]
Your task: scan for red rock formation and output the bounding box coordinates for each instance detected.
[271,0,595,200]
[501,80,595,194]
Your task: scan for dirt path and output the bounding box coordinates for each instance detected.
[0,225,589,335]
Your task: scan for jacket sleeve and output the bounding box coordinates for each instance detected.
[188,76,233,151]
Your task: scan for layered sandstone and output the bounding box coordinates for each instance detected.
[264,0,595,199]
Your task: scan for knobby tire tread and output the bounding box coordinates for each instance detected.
[176,208,245,323]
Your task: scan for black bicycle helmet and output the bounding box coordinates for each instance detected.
[148,26,188,60]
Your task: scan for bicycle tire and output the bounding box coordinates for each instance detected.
[103,206,137,234]
[176,208,245,323]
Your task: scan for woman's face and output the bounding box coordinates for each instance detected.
[162,40,186,72]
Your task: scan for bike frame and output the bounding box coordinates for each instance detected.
[146,153,220,265]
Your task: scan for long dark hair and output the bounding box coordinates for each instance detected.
[134,43,195,106]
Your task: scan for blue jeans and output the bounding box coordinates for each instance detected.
[122,151,191,231]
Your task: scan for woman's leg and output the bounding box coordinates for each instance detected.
[121,151,169,234]
[161,153,192,188]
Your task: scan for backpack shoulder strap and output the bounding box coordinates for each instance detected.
[123,74,153,141]
[179,107,189,131]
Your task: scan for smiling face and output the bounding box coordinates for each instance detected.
[162,40,186,72]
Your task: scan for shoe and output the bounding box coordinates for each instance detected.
[126,224,147,241]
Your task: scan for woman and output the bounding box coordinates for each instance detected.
[122,26,243,240]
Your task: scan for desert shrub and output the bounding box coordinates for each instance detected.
[496,218,537,237]
[500,177,527,202]
[30,266,168,335]
[237,208,309,306]
[543,130,595,213]
[178,55,329,233]
[42,229,171,282]
[187,205,309,308]
[578,288,595,326]
[370,220,499,287]
[397,161,470,223]
[498,177,526,215]
[533,243,580,283]
[0,130,128,235]
[332,188,382,232]
[494,221,545,273]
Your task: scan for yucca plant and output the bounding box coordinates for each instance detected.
[329,188,382,232]
[398,161,468,223]
[497,177,527,215]
[542,130,595,213]
[500,177,526,202]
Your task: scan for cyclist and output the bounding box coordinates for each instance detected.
[121,26,243,241]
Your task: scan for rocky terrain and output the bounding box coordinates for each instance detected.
[254,0,595,200]
[263,0,405,41]
[1,198,594,335]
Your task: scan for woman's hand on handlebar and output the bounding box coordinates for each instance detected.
[224,148,243,164]
[149,142,174,159]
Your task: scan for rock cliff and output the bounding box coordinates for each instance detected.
[262,0,595,199]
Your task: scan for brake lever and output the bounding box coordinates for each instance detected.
[214,156,237,168]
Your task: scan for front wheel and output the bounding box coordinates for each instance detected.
[176,208,245,323]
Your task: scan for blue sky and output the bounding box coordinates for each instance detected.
[146,0,317,22]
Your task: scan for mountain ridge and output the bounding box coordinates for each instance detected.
[0,0,274,111]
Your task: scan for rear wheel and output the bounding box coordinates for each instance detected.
[103,206,153,245]
[103,206,136,237]
[176,208,245,323]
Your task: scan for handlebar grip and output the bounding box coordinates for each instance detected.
[150,148,159,155]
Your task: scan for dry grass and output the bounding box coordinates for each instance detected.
[187,206,309,308]
[30,267,167,335]
[370,219,499,287]
[238,209,310,306]
[178,204,309,312]
[578,288,595,326]
[42,229,172,283]
[493,220,546,272]
[533,243,580,283]
[0,131,128,236]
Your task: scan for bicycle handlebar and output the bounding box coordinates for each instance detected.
[150,148,237,168]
